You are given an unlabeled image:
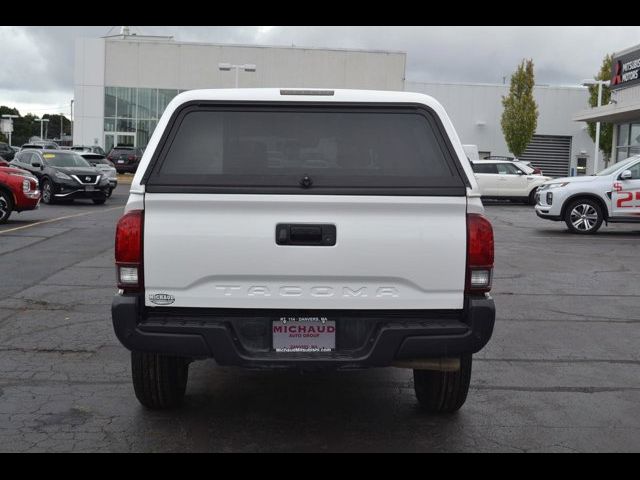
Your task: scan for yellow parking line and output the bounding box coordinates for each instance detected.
[0,206,123,235]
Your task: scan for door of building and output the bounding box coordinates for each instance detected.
[105,133,135,153]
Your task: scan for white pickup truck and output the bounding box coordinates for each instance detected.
[111,89,496,413]
[535,155,640,233]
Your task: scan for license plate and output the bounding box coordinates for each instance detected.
[118,160,125,164]
[85,186,95,191]
[272,316,336,352]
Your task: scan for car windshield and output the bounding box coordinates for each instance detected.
[42,152,91,168]
[595,156,640,176]
[515,163,534,174]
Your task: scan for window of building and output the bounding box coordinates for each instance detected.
[103,87,181,150]
[616,122,640,161]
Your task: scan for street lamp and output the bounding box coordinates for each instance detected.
[36,118,49,140]
[218,63,257,88]
[582,79,611,173]
[1,114,19,146]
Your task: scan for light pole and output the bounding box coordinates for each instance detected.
[70,99,74,143]
[37,118,49,140]
[1,114,19,146]
[582,79,611,174]
[218,63,257,88]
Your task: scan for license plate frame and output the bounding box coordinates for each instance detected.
[85,185,95,192]
[272,316,336,353]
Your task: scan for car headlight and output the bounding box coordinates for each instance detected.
[540,182,569,190]
[55,171,72,180]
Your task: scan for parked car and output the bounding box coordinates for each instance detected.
[20,141,59,150]
[11,149,110,205]
[0,158,9,167]
[111,88,496,412]
[471,160,551,204]
[0,142,16,161]
[482,155,544,175]
[71,145,107,156]
[107,146,143,173]
[535,155,640,234]
[0,161,40,223]
[79,152,118,197]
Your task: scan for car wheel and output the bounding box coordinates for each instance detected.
[413,354,472,413]
[0,190,13,224]
[564,198,603,234]
[92,196,107,205]
[41,179,55,204]
[106,188,113,198]
[527,188,538,206]
[131,351,189,409]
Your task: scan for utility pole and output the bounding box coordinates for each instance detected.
[37,118,49,140]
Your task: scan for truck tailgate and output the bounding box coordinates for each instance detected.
[143,194,466,310]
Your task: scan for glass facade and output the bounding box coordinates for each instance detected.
[616,122,640,162]
[104,87,182,151]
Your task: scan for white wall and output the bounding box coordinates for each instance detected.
[103,38,406,91]
[73,38,105,146]
[406,81,596,174]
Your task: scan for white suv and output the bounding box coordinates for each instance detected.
[111,88,496,412]
[471,160,551,204]
[535,155,640,234]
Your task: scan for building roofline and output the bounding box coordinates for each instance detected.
[405,80,586,90]
[614,43,640,58]
[99,35,406,56]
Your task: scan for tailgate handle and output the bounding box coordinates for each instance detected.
[276,224,336,246]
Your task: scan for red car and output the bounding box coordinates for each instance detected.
[0,163,41,224]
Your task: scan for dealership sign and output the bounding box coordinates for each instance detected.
[611,47,640,90]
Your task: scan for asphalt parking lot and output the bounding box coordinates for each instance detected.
[0,186,639,452]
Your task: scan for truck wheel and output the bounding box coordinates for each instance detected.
[564,198,603,234]
[0,191,13,224]
[413,354,472,413]
[131,351,189,409]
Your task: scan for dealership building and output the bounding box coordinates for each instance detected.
[74,32,598,176]
[574,43,640,165]
[72,34,406,153]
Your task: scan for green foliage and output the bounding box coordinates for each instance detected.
[0,106,71,146]
[501,59,539,157]
[586,54,613,161]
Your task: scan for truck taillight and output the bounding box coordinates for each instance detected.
[115,210,144,292]
[466,213,494,294]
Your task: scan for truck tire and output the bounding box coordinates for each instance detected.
[413,354,472,413]
[131,351,189,409]
[563,198,603,234]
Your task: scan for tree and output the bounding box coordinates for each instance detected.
[501,59,539,157]
[586,54,613,162]
[43,114,71,140]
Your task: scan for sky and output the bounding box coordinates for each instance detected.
[1,26,638,118]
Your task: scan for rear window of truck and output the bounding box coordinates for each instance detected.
[144,104,467,195]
